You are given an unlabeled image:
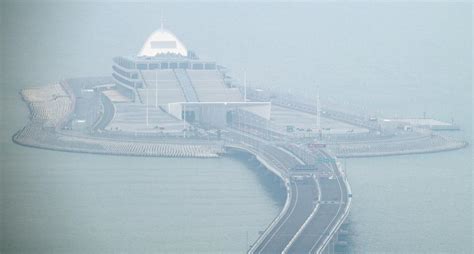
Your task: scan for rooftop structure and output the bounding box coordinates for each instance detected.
[139,28,188,57]
[111,26,271,130]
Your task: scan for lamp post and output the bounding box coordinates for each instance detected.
[183,103,186,138]
[155,71,158,108]
[146,84,149,127]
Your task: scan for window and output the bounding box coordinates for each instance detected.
[137,63,147,70]
[113,65,130,78]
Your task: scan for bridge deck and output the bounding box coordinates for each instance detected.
[253,178,318,254]
[234,131,351,254]
[286,176,348,254]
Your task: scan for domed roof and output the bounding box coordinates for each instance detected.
[138,28,188,57]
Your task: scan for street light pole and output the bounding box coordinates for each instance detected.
[155,71,158,108]
[146,84,149,127]
[183,104,186,138]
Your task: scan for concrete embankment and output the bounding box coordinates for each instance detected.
[13,81,224,158]
[329,134,468,158]
[13,122,224,158]
[16,78,468,159]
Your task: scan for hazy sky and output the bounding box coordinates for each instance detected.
[1,1,472,126]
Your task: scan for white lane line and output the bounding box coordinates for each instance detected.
[309,158,344,254]
[236,145,292,254]
[277,146,305,165]
[315,164,351,254]
[257,182,299,254]
[282,176,321,254]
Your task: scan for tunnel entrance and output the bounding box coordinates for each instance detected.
[226,111,234,125]
[182,110,196,123]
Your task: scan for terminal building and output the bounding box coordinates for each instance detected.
[111,25,271,129]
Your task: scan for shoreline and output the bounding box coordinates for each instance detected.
[12,77,469,159]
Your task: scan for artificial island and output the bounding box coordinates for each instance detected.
[13,25,468,254]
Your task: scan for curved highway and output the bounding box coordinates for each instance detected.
[253,178,319,254]
[225,130,351,254]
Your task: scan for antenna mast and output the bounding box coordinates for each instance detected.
[160,11,164,30]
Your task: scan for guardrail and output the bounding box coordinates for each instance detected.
[282,176,321,254]
[221,132,301,254]
[224,130,351,254]
[315,150,352,254]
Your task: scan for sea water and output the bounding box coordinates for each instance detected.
[1,2,471,253]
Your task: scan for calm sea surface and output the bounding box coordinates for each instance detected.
[1,2,472,253]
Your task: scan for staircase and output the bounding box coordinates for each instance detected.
[174,69,199,102]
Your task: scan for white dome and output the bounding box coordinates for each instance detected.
[138,28,187,57]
